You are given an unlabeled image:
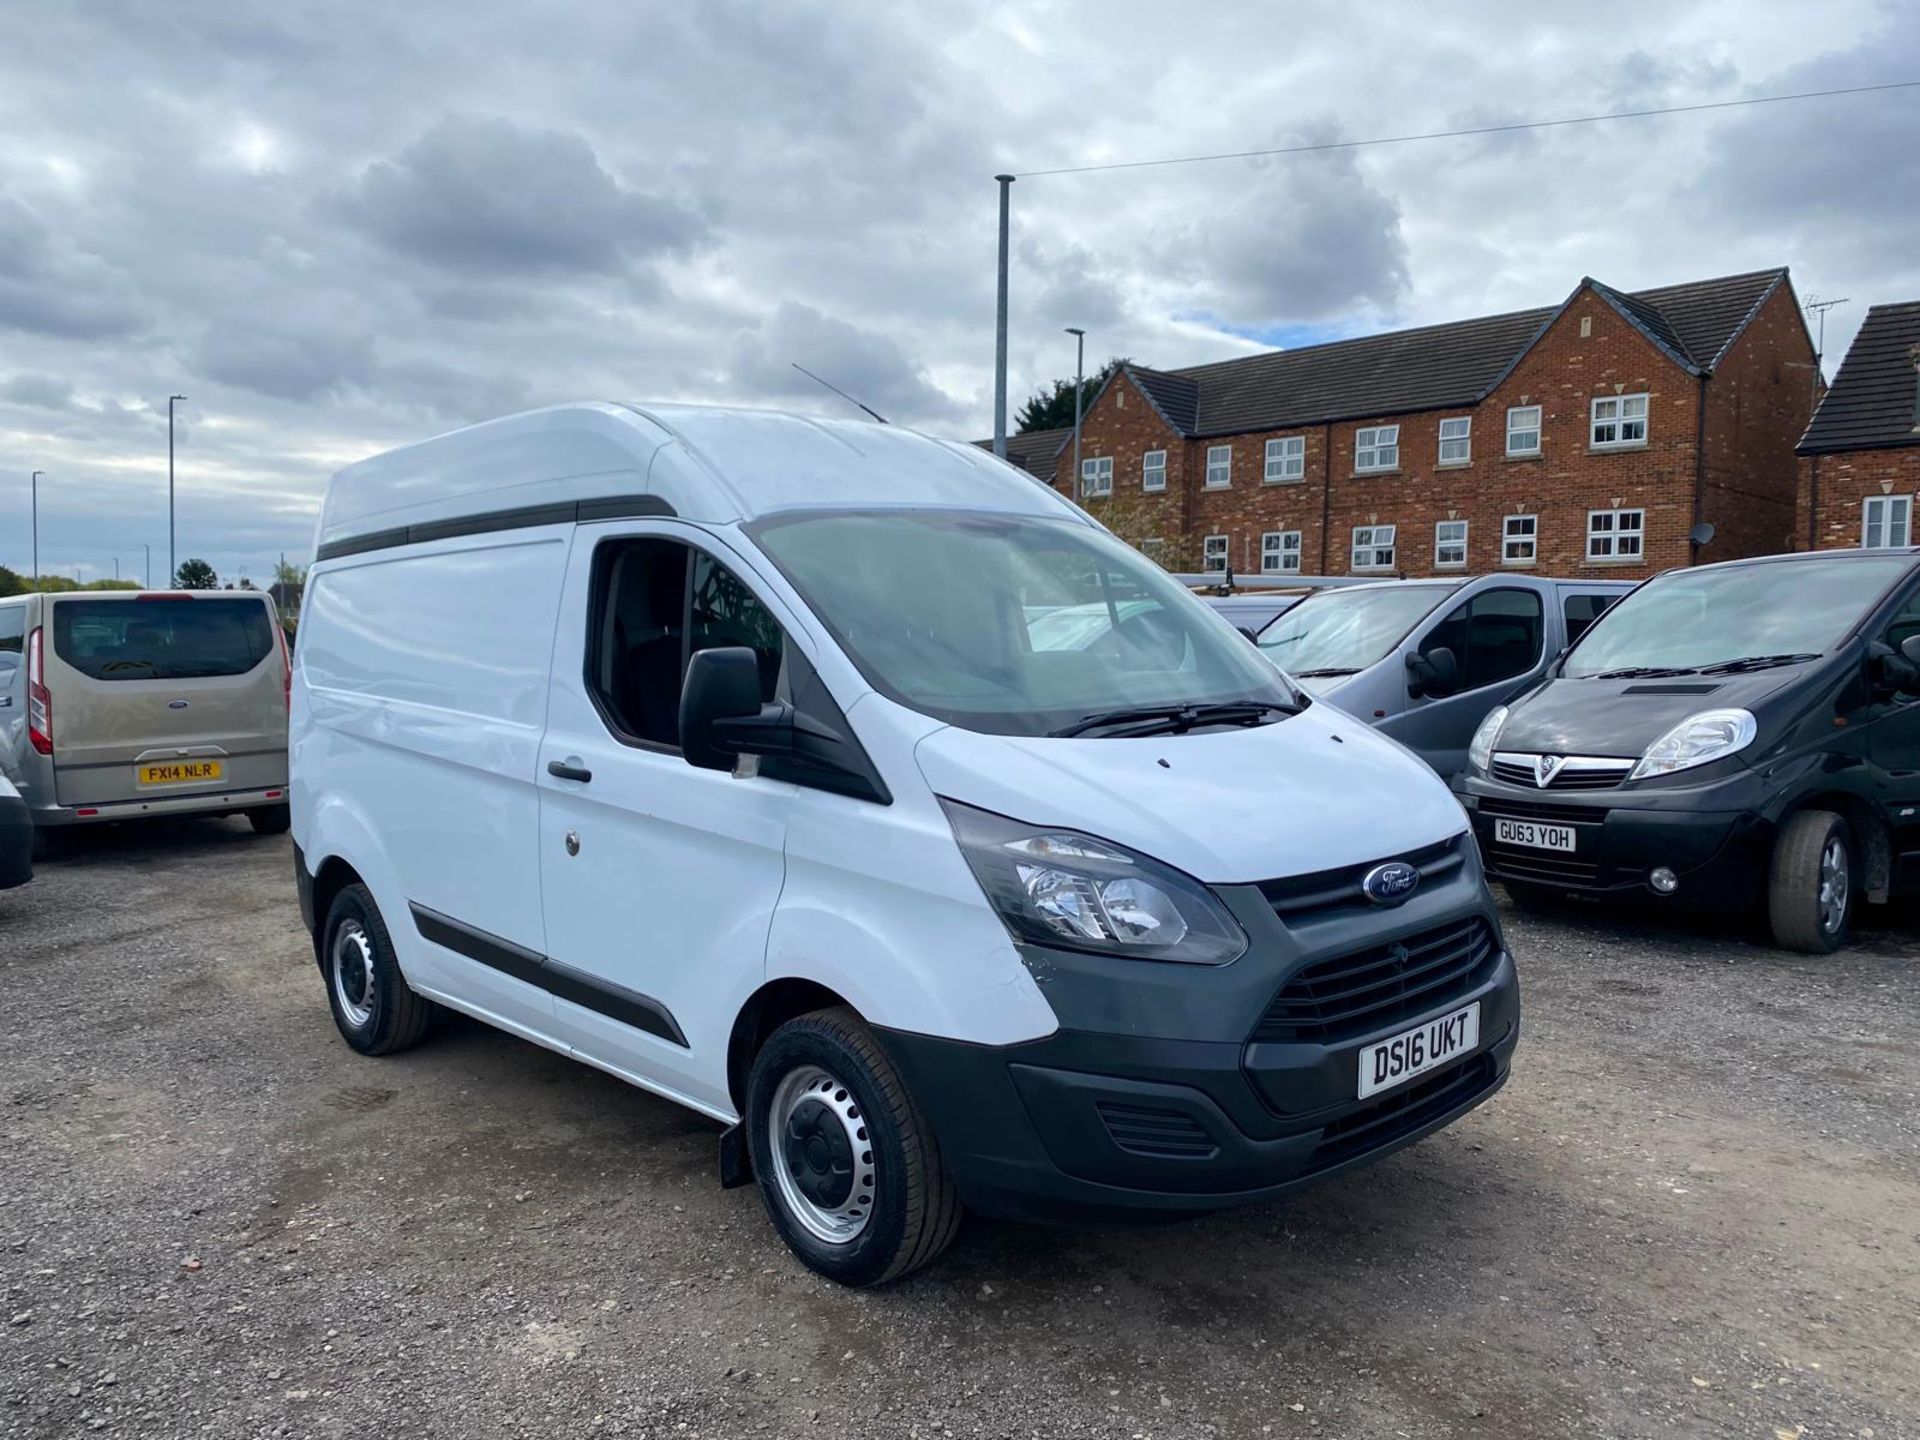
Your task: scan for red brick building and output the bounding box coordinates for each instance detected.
[987,268,1816,579]
[1796,301,1920,551]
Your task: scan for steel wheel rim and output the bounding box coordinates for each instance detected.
[768,1064,875,1245]
[1818,835,1850,936]
[331,919,377,1029]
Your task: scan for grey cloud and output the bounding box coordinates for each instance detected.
[0,374,75,409]
[726,303,968,428]
[341,116,707,279]
[0,199,150,340]
[192,315,376,403]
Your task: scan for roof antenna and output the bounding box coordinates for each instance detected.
[790,363,889,425]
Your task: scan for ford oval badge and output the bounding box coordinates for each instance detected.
[168,699,190,710]
[1362,861,1420,906]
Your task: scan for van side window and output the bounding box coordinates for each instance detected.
[1563,591,1617,644]
[1420,588,1544,691]
[589,539,783,750]
[1880,587,1920,656]
[0,606,22,664]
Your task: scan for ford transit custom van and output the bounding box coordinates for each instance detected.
[291,403,1520,1285]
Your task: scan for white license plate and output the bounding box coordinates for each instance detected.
[1493,817,1576,852]
[1357,1002,1480,1099]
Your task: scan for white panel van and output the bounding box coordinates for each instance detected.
[291,403,1519,1285]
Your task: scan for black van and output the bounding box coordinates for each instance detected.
[1454,548,1920,952]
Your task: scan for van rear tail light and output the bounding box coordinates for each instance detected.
[26,625,52,755]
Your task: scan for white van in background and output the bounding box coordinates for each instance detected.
[291,403,1519,1285]
[0,590,291,855]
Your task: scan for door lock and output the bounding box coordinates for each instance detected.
[564,831,581,857]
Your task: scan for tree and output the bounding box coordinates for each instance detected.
[1016,356,1131,433]
[174,558,218,590]
[0,565,25,599]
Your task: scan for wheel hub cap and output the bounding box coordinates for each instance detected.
[768,1066,875,1244]
[331,920,377,1028]
[1818,836,1850,935]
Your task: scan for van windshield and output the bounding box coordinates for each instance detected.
[52,598,275,681]
[749,509,1299,737]
[1563,556,1911,678]
[1256,583,1457,677]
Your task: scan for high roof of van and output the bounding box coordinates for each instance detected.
[315,402,1083,559]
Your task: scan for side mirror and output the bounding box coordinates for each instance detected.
[1237,625,1260,644]
[1867,638,1920,697]
[1408,645,1460,699]
[680,647,794,771]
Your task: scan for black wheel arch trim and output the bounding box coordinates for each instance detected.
[407,901,689,1047]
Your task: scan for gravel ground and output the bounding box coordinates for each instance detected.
[2,818,1915,1439]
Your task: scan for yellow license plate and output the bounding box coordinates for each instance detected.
[138,760,225,786]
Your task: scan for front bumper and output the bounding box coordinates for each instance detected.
[0,790,31,890]
[1453,774,1773,911]
[875,848,1519,1222]
[33,785,288,829]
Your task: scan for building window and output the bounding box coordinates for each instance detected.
[1434,519,1468,569]
[1264,435,1305,483]
[1205,445,1232,488]
[1591,393,1649,449]
[1587,507,1645,560]
[1081,456,1112,497]
[1261,530,1302,574]
[1203,534,1230,573]
[1438,417,1472,466]
[1140,538,1166,563]
[1351,524,1396,570]
[1506,405,1542,456]
[1502,514,1537,565]
[1863,494,1913,549]
[1355,425,1400,473]
[1142,449,1167,492]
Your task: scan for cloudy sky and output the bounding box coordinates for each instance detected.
[1,0,1916,586]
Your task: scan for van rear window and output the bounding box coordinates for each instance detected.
[52,599,274,682]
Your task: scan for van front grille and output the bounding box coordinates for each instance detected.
[1251,916,1498,1046]
[1256,835,1467,922]
[1309,1054,1498,1170]
[1094,1102,1219,1159]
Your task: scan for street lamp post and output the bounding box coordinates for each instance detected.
[30,470,42,589]
[992,175,1014,458]
[143,543,151,590]
[1064,328,1086,503]
[168,394,187,584]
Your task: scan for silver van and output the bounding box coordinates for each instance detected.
[0,590,291,854]
[1256,574,1633,776]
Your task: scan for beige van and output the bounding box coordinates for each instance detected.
[0,590,291,855]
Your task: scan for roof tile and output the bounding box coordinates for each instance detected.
[1799,302,1920,454]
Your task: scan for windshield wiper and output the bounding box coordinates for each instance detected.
[1293,667,1360,678]
[1694,652,1822,675]
[1587,666,1700,679]
[1050,700,1294,738]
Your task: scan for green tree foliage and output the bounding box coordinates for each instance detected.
[174,558,218,590]
[1016,357,1131,433]
[0,565,25,598]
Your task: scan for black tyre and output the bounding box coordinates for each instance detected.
[29,827,72,863]
[745,1006,962,1287]
[249,803,292,835]
[322,883,434,1055]
[1768,809,1853,955]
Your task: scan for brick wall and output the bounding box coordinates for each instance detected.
[1048,279,1809,578]
[1699,283,1818,562]
[1797,448,1920,549]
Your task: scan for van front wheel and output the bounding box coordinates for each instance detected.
[1768,809,1854,955]
[746,1006,961,1287]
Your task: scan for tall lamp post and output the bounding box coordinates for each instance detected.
[30,470,42,589]
[168,394,187,584]
[1064,328,1085,503]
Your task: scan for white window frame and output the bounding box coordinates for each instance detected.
[1142,449,1167,492]
[1351,524,1396,571]
[1590,393,1649,449]
[1261,530,1303,574]
[1354,425,1400,473]
[1502,514,1537,566]
[1862,493,1913,549]
[1140,537,1166,562]
[1505,405,1542,457]
[1204,445,1232,489]
[1080,455,1112,498]
[1263,435,1305,484]
[1586,507,1645,561]
[1434,519,1468,570]
[1203,533,1230,573]
[1437,417,1472,466]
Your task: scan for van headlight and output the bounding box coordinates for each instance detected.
[940,799,1248,965]
[1467,705,1509,773]
[1630,708,1757,780]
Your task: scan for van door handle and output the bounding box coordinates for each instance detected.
[547,760,593,783]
